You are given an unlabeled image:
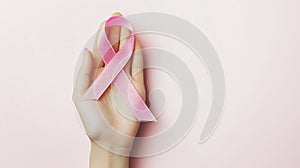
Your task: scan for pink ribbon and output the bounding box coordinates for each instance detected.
[82,16,156,122]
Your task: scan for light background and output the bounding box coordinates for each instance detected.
[0,0,300,167]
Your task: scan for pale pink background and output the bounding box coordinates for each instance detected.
[1,0,300,167]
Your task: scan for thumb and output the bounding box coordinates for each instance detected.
[73,48,94,101]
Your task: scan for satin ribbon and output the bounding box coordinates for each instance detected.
[82,16,156,122]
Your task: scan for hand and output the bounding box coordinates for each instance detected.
[72,12,146,167]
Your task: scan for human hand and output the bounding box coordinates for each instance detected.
[72,13,146,156]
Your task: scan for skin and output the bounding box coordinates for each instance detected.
[72,12,146,168]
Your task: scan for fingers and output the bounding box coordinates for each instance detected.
[131,38,144,83]
[120,26,132,77]
[108,12,122,52]
[94,12,122,79]
[92,20,106,81]
[73,48,94,100]
[92,20,106,70]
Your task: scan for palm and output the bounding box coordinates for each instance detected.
[95,68,145,137]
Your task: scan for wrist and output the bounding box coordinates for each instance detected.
[89,140,130,168]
